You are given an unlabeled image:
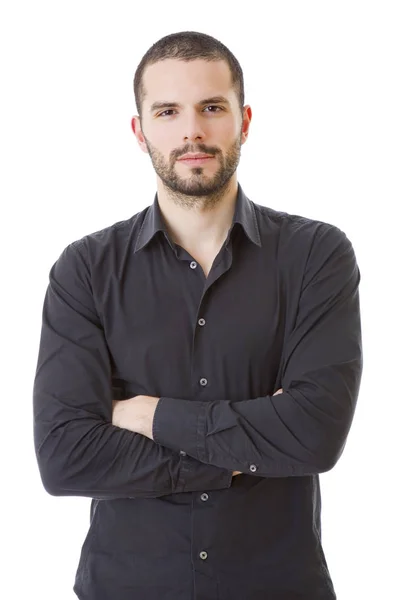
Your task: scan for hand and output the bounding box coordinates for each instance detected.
[112,398,131,429]
[112,395,160,439]
[232,388,283,477]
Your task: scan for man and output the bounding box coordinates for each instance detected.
[33,30,363,600]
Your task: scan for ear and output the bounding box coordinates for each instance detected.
[241,105,252,143]
[131,116,149,154]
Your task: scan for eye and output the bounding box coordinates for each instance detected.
[158,109,176,117]
[204,105,223,113]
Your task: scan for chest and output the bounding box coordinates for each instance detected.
[101,245,290,401]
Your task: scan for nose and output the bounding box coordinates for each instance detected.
[182,110,206,143]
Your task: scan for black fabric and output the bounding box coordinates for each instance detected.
[33,183,362,599]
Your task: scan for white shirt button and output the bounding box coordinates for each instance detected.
[198,318,206,326]
[200,493,209,501]
[199,551,208,560]
[250,464,257,472]
[200,378,208,386]
[190,261,197,269]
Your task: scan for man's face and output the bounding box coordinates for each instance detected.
[133,59,249,197]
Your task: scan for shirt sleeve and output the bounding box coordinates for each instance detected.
[33,242,233,499]
[152,225,363,477]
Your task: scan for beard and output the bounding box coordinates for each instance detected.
[142,130,242,210]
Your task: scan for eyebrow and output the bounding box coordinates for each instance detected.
[150,96,231,113]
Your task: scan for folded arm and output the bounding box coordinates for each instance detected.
[33,242,233,499]
[151,225,363,477]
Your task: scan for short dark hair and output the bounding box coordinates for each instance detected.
[133,31,245,120]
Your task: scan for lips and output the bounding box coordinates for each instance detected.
[178,154,213,160]
[177,155,215,166]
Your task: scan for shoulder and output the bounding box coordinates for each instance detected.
[252,200,351,253]
[55,205,150,272]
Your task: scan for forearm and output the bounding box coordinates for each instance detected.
[34,408,233,499]
[112,394,282,476]
[113,396,241,477]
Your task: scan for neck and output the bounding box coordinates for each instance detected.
[156,176,238,251]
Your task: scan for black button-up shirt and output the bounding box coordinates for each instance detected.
[33,183,363,599]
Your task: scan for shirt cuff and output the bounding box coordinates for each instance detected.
[152,396,207,461]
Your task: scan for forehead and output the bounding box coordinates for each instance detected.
[141,58,234,105]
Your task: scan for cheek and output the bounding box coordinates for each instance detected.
[215,120,239,143]
[157,128,175,146]
[153,131,178,160]
[145,123,172,150]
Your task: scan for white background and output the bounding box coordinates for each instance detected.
[1,1,399,598]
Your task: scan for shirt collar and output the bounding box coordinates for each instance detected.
[134,182,262,253]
